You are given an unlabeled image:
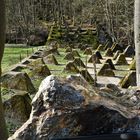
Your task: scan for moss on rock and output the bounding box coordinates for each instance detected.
[31,64,51,77]
[1,72,36,94]
[27,58,45,67]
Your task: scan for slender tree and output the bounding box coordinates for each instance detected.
[0,0,8,139]
[134,0,140,86]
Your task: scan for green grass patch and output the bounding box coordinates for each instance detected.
[2,47,34,72]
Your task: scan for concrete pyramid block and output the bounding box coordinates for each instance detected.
[105,59,115,70]
[115,53,128,65]
[119,71,136,88]
[83,48,92,55]
[73,58,86,68]
[72,49,81,57]
[43,54,59,65]
[113,50,121,60]
[95,51,103,59]
[97,44,104,51]
[80,69,94,84]
[64,52,75,60]
[97,63,115,77]
[63,62,79,73]
[88,54,101,64]
[129,59,136,70]
[104,48,113,57]
[65,47,72,53]
[123,45,135,57]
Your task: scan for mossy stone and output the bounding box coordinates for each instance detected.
[27,58,45,67]
[31,64,51,77]
[1,72,36,94]
[3,92,32,133]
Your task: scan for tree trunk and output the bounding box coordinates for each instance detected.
[0,0,8,139]
[134,0,140,86]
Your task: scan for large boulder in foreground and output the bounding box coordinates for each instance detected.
[1,72,36,94]
[9,75,139,140]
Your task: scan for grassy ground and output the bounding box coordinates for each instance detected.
[2,46,39,72]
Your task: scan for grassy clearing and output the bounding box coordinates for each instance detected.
[2,46,37,72]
